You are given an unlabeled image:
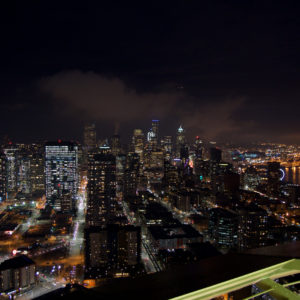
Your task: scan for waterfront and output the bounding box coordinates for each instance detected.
[284,167,300,185]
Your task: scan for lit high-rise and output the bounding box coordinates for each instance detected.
[86,152,117,227]
[132,129,144,159]
[0,152,6,202]
[151,120,159,144]
[176,125,186,157]
[45,141,78,212]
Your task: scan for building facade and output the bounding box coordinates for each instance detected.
[45,141,78,212]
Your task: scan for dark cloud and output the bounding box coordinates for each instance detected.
[38,70,245,141]
[38,70,180,122]
[1,2,300,143]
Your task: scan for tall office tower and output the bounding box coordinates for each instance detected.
[194,136,203,159]
[146,120,159,150]
[149,150,164,169]
[111,134,121,156]
[143,149,164,187]
[210,161,232,194]
[84,224,141,279]
[29,144,45,193]
[224,171,240,194]
[45,141,78,212]
[17,150,31,194]
[147,129,155,143]
[84,123,97,152]
[176,125,186,157]
[161,136,172,159]
[209,208,238,250]
[163,160,179,190]
[86,152,116,227]
[267,162,281,197]
[194,159,210,181]
[243,166,260,190]
[151,119,159,144]
[0,152,7,202]
[124,153,140,198]
[180,145,189,161]
[132,129,144,160]
[3,146,18,194]
[238,204,269,250]
[210,147,222,163]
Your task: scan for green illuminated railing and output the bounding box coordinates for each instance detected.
[170,259,300,300]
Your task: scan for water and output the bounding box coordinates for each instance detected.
[284,167,300,185]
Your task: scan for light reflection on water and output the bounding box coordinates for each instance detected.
[284,167,300,185]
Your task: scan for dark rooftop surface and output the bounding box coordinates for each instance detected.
[210,207,238,218]
[0,223,19,231]
[89,253,288,300]
[45,254,288,300]
[148,225,202,240]
[45,141,77,146]
[0,255,35,271]
[36,249,298,300]
[36,284,94,300]
[246,241,300,258]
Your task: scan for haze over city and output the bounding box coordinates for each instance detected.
[1,1,300,143]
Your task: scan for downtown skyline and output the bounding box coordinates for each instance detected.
[0,1,300,143]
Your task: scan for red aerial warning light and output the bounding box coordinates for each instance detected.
[58,139,62,143]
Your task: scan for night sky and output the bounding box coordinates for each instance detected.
[1,1,300,144]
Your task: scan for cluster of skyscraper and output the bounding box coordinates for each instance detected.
[0,140,79,214]
[0,118,297,285]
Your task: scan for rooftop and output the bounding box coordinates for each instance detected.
[148,225,202,240]
[0,255,35,271]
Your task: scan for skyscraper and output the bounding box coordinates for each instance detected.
[116,154,126,199]
[111,134,121,156]
[147,120,159,150]
[161,136,172,159]
[45,141,78,212]
[86,152,116,227]
[151,119,159,144]
[210,147,222,163]
[84,123,97,152]
[84,224,141,279]
[132,129,144,160]
[3,145,18,195]
[17,148,31,194]
[267,162,281,197]
[194,136,203,159]
[238,204,269,250]
[0,152,6,202]
[124,152,140,198]
[176,125,186,157]
[29,144,45,194]
[209,208,238,250]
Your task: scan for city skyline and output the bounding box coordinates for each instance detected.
[0,121,299,298]
[0,2,300,298]
[0,2,300,143]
